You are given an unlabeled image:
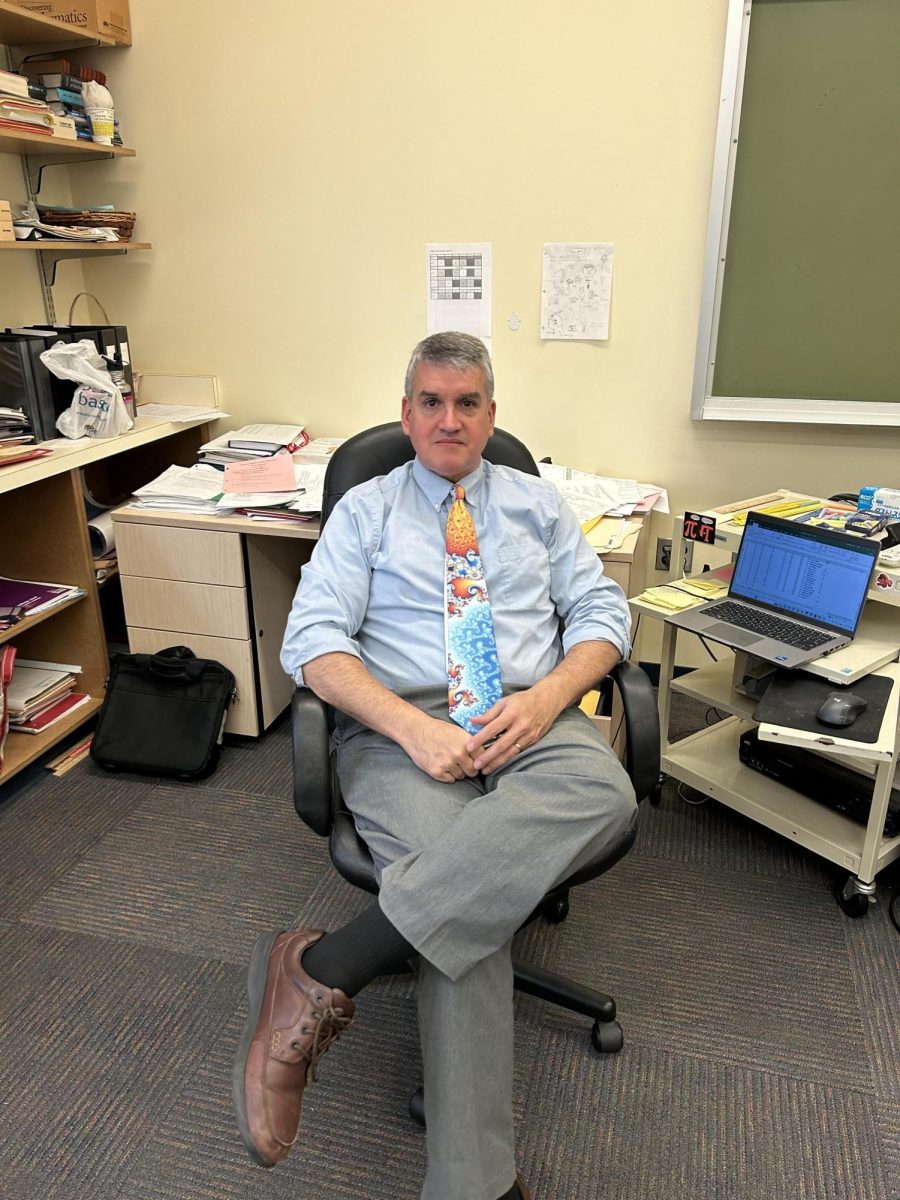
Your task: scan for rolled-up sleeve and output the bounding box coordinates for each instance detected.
[280,494,377,687]
[548,493,632,661]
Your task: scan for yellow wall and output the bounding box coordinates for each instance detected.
[6,0,899,663]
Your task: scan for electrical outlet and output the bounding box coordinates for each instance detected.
[655,538,694,574]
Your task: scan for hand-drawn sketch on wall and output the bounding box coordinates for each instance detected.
[426,242,492,349]
[541,242,614,341]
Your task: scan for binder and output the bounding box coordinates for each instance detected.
[0,334,48,440]
[7,329,77,433]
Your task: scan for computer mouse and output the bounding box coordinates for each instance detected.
[816,691,868,728]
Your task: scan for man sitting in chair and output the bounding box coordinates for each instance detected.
[233,331,637,1200]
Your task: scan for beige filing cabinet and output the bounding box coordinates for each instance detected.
[112,509,316,736]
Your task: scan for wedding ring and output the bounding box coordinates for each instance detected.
[513,742,522,753]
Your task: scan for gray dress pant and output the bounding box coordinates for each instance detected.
[334,688,638,1200]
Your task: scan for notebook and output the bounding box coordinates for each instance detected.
[667,511,880,668]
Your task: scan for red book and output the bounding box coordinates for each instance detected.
[11,691,90,734]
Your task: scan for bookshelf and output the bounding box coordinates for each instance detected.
[0,412,214,790]
[0,3,137,312]
[0,241,151,253]
[0,127,135,159]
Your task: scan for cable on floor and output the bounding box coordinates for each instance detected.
[677,782,708,807]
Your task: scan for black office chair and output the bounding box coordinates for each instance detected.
[291,421,659,1120]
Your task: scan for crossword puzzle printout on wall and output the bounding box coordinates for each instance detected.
[425,242,492,351]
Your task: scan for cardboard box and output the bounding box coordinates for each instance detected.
[0,201,15,243]
[15,0,131,45]
[51,115,77,140]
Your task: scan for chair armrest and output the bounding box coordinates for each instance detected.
[291,687,334,836]
[608,660,660,803]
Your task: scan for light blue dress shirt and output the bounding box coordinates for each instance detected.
[280,457,631,692]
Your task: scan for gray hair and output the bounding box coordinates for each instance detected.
[404,331,494,401]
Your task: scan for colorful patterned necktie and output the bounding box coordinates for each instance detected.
[445,484,503,733]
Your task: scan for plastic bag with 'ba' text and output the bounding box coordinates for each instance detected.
[40,339,133,439]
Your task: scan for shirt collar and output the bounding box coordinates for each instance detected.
[412,457,486,510]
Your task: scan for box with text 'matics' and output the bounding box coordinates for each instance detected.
[15,0,131,44]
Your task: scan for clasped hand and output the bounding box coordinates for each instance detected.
[405,690,560,783]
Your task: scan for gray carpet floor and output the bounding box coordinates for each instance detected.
[0,696,898,1200]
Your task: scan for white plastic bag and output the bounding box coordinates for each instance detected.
[40,339,134,439]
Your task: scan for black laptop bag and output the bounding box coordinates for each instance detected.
[91,646,236,780]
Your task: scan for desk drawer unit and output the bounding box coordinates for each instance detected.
[114,515,307,738]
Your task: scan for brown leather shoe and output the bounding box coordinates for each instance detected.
[516,1172,533,1199]
[232,928,355,1167]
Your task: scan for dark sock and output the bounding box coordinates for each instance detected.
[301,901,415,997]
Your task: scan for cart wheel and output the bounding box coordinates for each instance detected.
[836,877,870,919]
[591,1019,624,1054]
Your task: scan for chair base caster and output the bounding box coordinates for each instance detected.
[591,1018,624,1054]
[409,1085,426,1128]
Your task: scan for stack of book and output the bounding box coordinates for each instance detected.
[36,72,92,141]
[7,659,88,735]
[21,56,108,87]
[23,60,124,144]
[198,424,308,466]
[0,576,86,629]
[0,68,53,136]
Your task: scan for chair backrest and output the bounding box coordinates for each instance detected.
[321,421,539,528]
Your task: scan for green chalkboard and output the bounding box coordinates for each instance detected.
[711,0,900,405]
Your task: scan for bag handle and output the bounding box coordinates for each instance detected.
[146,646,205,682]
[68,291,111,324]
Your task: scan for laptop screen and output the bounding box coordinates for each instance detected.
[729,511,879,634]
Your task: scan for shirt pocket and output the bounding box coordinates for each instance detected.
[495,538,552,609]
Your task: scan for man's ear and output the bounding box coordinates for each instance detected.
[400,395,412,434]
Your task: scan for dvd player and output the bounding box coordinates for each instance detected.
[739,729,900,838]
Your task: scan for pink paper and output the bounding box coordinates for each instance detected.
[223,452,295,493]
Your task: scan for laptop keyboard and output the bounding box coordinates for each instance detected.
[704,601,834,650]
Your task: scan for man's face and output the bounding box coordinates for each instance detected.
[401,361,495,482]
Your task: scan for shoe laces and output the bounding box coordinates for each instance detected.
[294,1004,353,1083]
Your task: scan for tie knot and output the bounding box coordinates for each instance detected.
[454,484,466,503]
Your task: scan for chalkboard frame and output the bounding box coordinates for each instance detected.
[691,0,900,427]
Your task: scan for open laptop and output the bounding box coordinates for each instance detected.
[667,510,880,668]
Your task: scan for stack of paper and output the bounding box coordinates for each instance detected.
[632,567,732,613]
[218,456,327,521]
[0,406,33,448]
[198,424,307,465]
[538,463,668,524]
[0,576,85,628]
[131,464,232,514]
[7,658,89,735]
[292,437,344,466]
